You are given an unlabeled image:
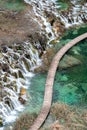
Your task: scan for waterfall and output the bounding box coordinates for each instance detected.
[24,0,57,46]
[58,0,87,28]
[24,0,87,43]
[25,0,87,27]
[0,41,41,127]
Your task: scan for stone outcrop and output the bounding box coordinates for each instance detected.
[0,6,40,46]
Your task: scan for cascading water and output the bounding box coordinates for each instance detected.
[25,0,87,29]
[21,0,87,80]
[24,0,57,45]
[0,41,41,128]
[57,0,87,28]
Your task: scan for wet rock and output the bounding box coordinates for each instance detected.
[1,63,10,73]
[0,53,3,59]
[45,11,56,26]
[20,87,26,96]
[41,48,56,71]
[44,11,65,37]
[28,32,47,52]
[34,47,56,72]
[7,82,17,92]
[25,54,31,59]
[18,70,24,79]
[21,57,30,71]
[18,87,27,104]
[53,19,65,36]
[3,75,7,82]
[18,96,26,104]
[0,86,3,101]
[0,86,8,99]
[4,97,14,110]
[39,48,81,72]
[34,66,45,73]
[1,45,8,53]
[0,63,2,71]
[12,72,18,78]
[13,53,19,60]
[49,39,59,45]
[0,117,3,127]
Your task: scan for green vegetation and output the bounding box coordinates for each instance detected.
[56,0,71,10]
[12,103,87,130]
[0,0,26,11]
[13,113,37,130]
[50,102,87,130]
[40,102,87,130]
[61,24,87,40]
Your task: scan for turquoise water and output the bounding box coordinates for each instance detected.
[27,25,87,112]
[28,64,87,112]
[26,73,46,113]
[53,64,87,107]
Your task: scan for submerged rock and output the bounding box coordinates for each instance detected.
[18,96,26,104]
[19,87,27,104]
[40,47,81,72]
[59,55,81,69]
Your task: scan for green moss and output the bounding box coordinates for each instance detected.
[0,0,26,11]
[56,0,70,11]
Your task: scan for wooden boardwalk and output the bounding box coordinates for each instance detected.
[29,33,87,130]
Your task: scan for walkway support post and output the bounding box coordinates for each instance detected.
[29,33,87,130]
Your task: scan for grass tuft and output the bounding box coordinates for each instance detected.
[12,112,37,130]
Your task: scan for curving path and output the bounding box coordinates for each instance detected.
[29,33,87,130]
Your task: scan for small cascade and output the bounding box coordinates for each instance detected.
[24,0,87,46]
[0,41,41,126]
[24,0,58,45]
[58,0,87,28]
